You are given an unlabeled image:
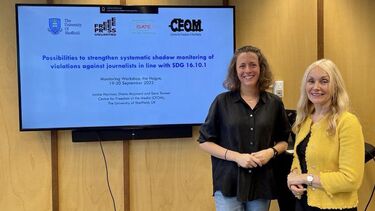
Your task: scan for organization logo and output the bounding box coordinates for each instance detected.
[132,20,155,35]
[94,17,117,36]
[47,18,82,35]
[48,18,63,34]
[168,18,203,34]
[136,23,152,30]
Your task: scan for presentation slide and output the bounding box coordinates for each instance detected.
[16,5,234,130]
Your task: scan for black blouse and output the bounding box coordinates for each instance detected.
[198,91,290,201]
[297,132,311,174]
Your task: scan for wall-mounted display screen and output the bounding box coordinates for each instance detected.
[16,4,235,131]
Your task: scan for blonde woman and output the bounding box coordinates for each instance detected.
[287,59,364,211]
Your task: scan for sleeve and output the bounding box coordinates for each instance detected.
[274,97,291,143]
[197,96,220,143]
[319,114,365,195]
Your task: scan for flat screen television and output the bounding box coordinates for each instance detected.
[16,4,235,139]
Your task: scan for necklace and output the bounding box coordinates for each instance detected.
[241,95,259,109]
[242,95,259,102]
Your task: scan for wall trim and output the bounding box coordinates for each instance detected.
[317,0,324,59]
[51,131,59,211]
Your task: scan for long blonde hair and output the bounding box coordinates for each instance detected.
[293,59,349,135]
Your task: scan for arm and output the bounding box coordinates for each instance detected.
[319,114,365,195]
[288,172,322,188]
[199,141,263,168]
[287,171,321,199]
[251,98,291,164]
[288,114,364,196]
[198,95,263,167]
[251,141,288,165]
[252,99,290,164]
[273,140,288,154]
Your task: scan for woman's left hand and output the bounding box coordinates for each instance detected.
[289,184,306,199]
[251,148,274,165]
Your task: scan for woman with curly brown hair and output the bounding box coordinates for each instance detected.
[198,45,290,211]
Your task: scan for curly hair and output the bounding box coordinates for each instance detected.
[293,59,350,135]
[223,45,273,92]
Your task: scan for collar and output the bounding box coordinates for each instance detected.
[232,90,268,105]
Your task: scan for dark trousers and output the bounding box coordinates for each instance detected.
[295,194,357,211]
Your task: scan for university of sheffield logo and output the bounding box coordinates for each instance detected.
[48,18,62,34]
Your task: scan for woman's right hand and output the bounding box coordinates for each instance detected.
[287,171,307,199]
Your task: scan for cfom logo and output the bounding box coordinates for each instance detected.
[168,18,203,32]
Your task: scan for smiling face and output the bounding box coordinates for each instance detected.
[305,66,332,108]
[236,52,260,89]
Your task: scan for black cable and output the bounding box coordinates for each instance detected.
[364,184,375,211]
[365,144,375,163]
[364,149,375,211]
[99,138,117,211]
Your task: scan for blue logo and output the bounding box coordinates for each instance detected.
[48,18,62,34]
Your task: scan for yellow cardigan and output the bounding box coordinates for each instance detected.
[291,112,364,209]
